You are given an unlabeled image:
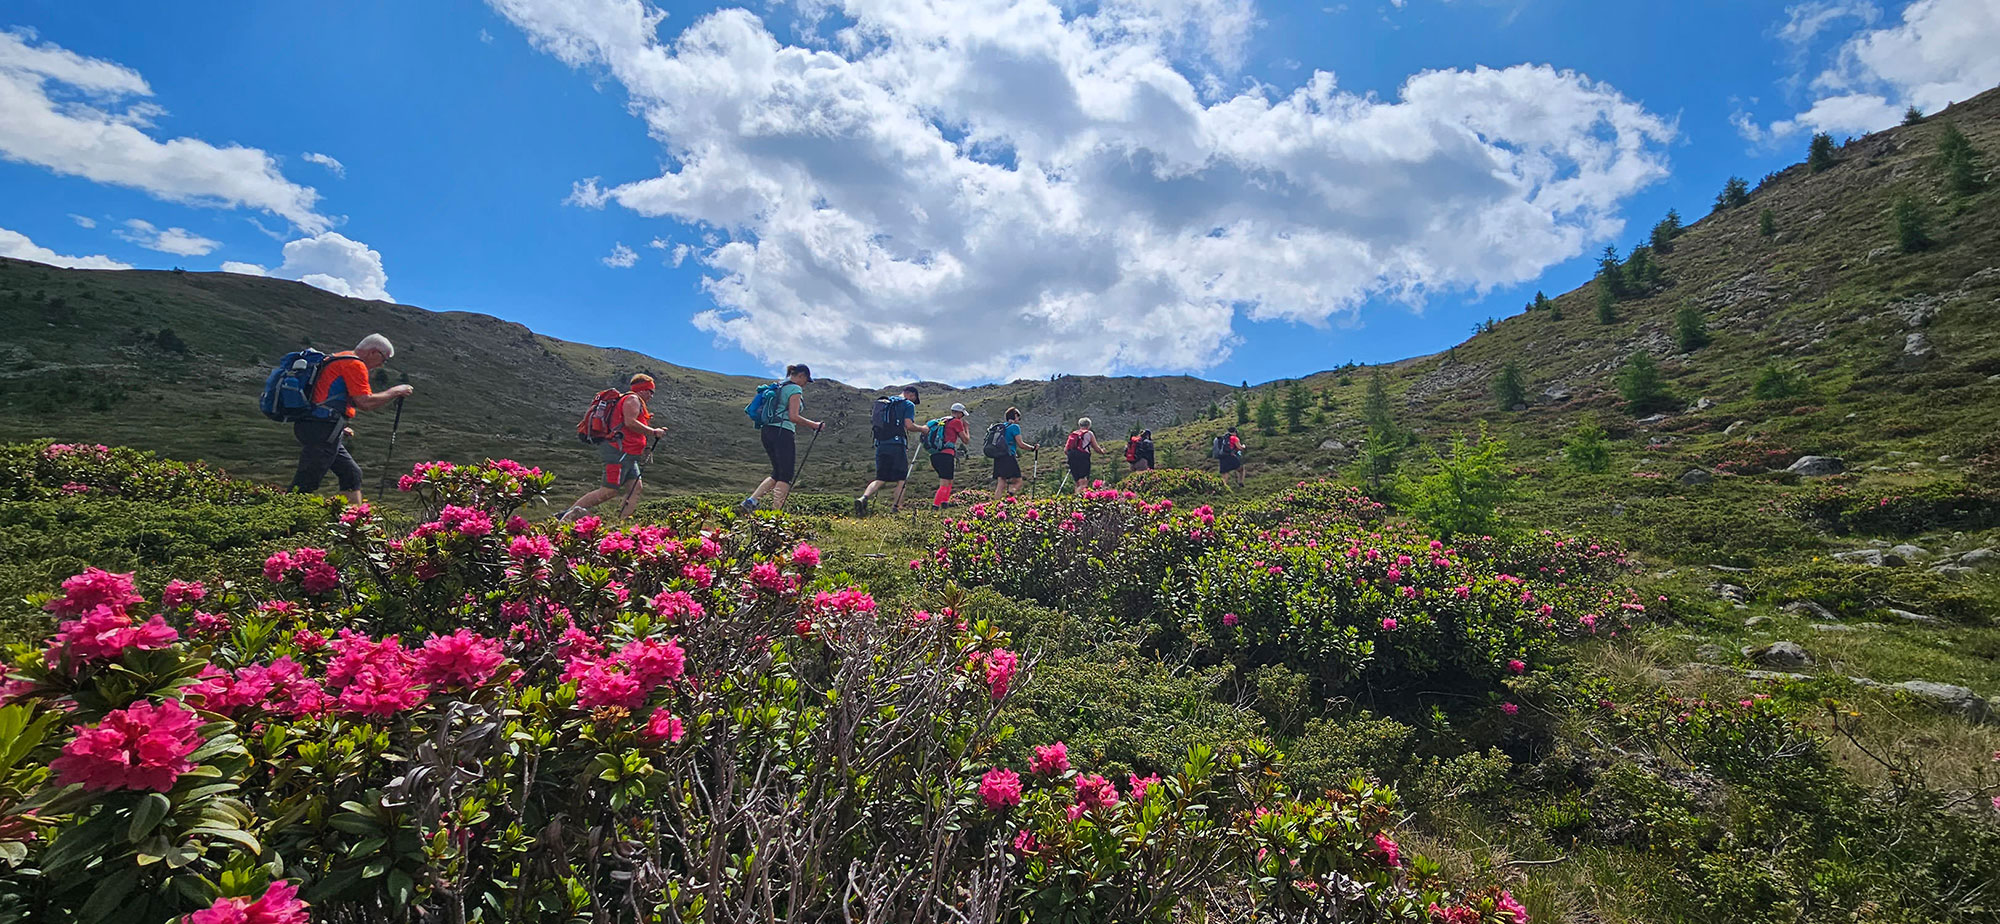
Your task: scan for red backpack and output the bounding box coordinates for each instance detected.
[577,389,627,444]
[1065,429,1085,452]
[1125,436,1139,463]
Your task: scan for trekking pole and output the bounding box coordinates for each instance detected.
[793,425,822,491]
[1029,448,1039,500]
[374,396,405,502]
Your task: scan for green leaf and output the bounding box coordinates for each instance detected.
[126,792,172,843]
[77,865,140,923]
[327,813,382,836]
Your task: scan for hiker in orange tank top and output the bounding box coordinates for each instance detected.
[559,374,669,521]
[289,333,413,504]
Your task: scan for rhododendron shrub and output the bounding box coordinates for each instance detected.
[926,484,1638,699]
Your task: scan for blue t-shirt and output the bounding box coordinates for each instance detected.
[1003,422,1022,456]
[772,383,805,432]
[876,397,916,447]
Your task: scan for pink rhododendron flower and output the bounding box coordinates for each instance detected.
[1222,612,1239,627]
[299,563,340,595]
[1373,832,1401,867]
[791,542,821,568]
[1500,702,1520,716]
[191,611,231,637]
[748,561,790,593]
[639,708,685,744]
[185,880,309,924]
[983,648,1019,699]
[1127,773,1161,801]
[48,610,178,667]
[1380,617,1398,631]
[1494,890,1530,923]
[291,629,326,653]
[1429,904,1481,924]
[571,515,602,537]
[681,563,715,588]
[508,535,555,562]
[1073,773,1119,811]
[51,698,204,792]
[696,536,722,560]
[415,629,505,689]
[575,664,644,710]
[1012,830,1040,854]
[162,579,207,608]
[437,505,492,537]
[1030,742,1070,776]
[1508,659,1527,674]
[616,637,687,688]
[46,568,143,617]
[649,590,705,623]
[326,632,425,716]
[980,767,1023,810]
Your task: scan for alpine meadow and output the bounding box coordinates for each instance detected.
[3,5,2000,924]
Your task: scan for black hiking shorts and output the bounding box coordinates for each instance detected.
[762,426,797,483]
[291,418,362,493]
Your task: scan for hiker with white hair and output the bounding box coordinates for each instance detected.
[286,332,413,503]
[1062,416,1111,494]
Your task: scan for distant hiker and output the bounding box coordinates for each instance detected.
[559,374,670,521]
[1126,429,1155,472]
[276,333,413,504]
[1212,425,1245,487]
[856,385,924,516]
[926,402,971,509]
[1063,417,1111,493]
[985,407,1037,496]
[741,364,824,513]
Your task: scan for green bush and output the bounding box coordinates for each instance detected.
[1807,132,1837,172]
[1403,426,1513,539]
[1618,353,1673,414]
[1493,362,1526,411]
[1673,303,1709,352]
[1713,176,1751,212]
[1756,559,1987,622]
[1783,480,2000,535]
[1751,364,1807,400]
[1892,194,1932,252]
[1564,417,1612,474]
[1118,467,1226,499]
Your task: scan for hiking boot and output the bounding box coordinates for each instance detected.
[737,496,759,513]
[854,496,869,517]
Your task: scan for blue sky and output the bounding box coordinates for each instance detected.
[3,0,1994,387]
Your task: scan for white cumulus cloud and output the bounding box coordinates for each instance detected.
[1752,0,2000,140]
[0,225,132,269]
[222,232,393,301]
[603,242,640,267]
[302,152,346,177]
[0,29,330,233]
[116,218,221,256]
[493,0,1672,385]
[68,213,95,228]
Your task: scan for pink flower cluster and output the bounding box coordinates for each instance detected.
[397,460,458,492]
[415,629,506,690]
[325,631,426,716]
[1029,741,1070,776]
[1068,773,1120,820]
[563,635,686,710]
[508,534,556,563]
[190,658,331,717]
[264,548,339,595]
[980,648,1020,699]
[43,443,110,459]
[51,698,204,792]
[791,542,821,568]
[980,767,1023,810]
[747,561,793,593]
[640,707,686,743]
[648,590,705,624]
[162,579,207,608]
[186,880,310,924]
[45,569,178,668]
[809,587,878,617]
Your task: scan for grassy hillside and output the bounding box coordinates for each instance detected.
[0,263,1235,499]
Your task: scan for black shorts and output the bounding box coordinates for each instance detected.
[762,426,797,483]
[291,419,362,493]
[1219,454,1243,474]
[993,454,1022,481]
[1067,449,1091,481]
[875,444,910,483]
[930,451,956,481]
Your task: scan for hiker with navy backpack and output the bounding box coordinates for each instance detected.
[924,403,971,510]
[1126,429,1154,472]
[263,333,412,504]
[740,364,824,513]
[985,407,1037,497]
[854,385,924,516]
[558,373,669,521]
[1213,425,1245,488]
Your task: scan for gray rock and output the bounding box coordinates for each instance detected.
[1785,455,1846,476]
[1714,583,1749,603]
[1679,468,1714,486]
[1745,615,1774,628]
[1902,332,1935,365]
[1638,413,1671,425]
[1957,548,1998,571]
[1881,552,1909,568]
[1724,420,1751,436]
[1745,670,1813,683]
[1892,681,1986,719]
[1691,397,1717,412]
[1812,624,1857,632]
[1885,608,1942,626]
[1317,439,1347,452]
[1782,600,1836,621]
[1744,641,1811,669]
[1832,549,1885,566]
[1543,385,1573,403]
[1695,643,1727,663]
[1931,565,1977,581]
[1888,544,1928,561]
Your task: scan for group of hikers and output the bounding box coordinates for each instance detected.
[274,335,1249,519]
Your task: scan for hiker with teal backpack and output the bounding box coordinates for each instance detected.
[925,403,970,509]
[740,364,823,513]
[985,406,1037,497]
[855,385,924,516]
[262,333,413,504]
[558,373,669,522]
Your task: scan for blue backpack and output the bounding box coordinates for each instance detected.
[260,349,339,422]
[745,382,789,428]
[921,418,949,453]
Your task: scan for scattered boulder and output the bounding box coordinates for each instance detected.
[1317,439,1347,452]
[1713,583,1749,604]
[1885,608,1942,626]
[1542,385,1572,403]
[1679,468,1714,486]
[1695,643,1727,663]
[1957,548,1998,571]
[1891,681,1986,719]
[1744,641,1811,669]
[1832,549,1885,566]
[1782,600,1836,621]
[1745,670,1813,683]
[1637,413,1671,425]
[1812,624,1857,633]
[1902,331,1935,365]
[1785,456,1846,476]
[1723,420,1751,436]
[1690,397,1717,412]
[1888,544,1928,561]
[1745,615,1774,629]
[1931,564,1977,581]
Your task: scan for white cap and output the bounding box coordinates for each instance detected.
[950,402,968,414]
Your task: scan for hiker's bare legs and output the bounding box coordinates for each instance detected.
[891,481,907,510]
[617,481,644,518]
[771,481,792,510]
[749,477,776,503]
[340,489,363,505]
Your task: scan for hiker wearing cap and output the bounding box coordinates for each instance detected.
[289,333,413,504]
[987,407,1037,496]
[560,374,669,521]
[1126,429,1155,472]
[927,402,971,509]
[742,364,823,513]
[1063,417,1112,494]
[856,385,924,516]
